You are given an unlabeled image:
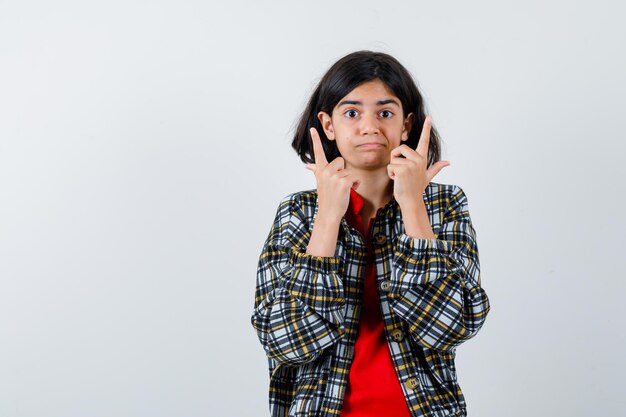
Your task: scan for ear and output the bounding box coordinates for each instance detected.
[402,112,415,141]
[317,111,335,141]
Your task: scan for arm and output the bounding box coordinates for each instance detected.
[250,194,346,366]
[389,185,490,352]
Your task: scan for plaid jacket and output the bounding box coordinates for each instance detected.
[251,182,491,417]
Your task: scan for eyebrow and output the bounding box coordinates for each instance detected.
[337,99,400,107]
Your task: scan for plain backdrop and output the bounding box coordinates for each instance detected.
[1,1,625,416]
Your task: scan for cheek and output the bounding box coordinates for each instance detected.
[335,141,350,155]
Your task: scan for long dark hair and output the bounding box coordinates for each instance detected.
[292,50,442,167]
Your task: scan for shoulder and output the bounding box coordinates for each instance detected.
[424,182,472,219]
[424,181,467,202]
[264,190,318,246]
[272,189,318,224]
[278,188,318,208]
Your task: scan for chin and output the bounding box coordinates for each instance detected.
[359,159,387,170]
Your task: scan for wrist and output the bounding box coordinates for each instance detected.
[314,210,343,226]
[307,212,341,257]
[400,200,436,239]
[399,196,426,212]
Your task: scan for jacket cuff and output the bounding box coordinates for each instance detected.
[286,245,341,274]
[281,246,345,326]
[391,233,453,290]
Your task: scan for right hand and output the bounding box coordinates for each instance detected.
[304,127,360,221]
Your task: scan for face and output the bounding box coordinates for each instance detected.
[318,79,414,171]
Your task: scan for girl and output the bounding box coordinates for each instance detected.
[251,50,490,417]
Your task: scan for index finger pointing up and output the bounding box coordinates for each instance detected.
[310,127,329,167]
[416,115,432,157]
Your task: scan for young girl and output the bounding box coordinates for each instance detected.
[251,51,490,417]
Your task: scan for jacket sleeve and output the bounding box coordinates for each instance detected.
[250,194,346,366]
[389,185,490,352]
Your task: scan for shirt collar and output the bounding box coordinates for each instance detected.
[348,187,364,215]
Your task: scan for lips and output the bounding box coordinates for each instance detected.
[358,143,384,148]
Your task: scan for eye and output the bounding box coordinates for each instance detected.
[379,110,394,118]
[344,109,359,119]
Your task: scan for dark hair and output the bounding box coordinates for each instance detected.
[292,50,442,167]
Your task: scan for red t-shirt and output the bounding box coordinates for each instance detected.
[339,188,412,417]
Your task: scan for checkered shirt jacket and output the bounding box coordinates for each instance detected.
[251,182,491,417]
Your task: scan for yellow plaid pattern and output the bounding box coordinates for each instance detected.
[251,182,490,417]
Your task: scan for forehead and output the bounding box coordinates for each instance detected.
[337,79,399,105]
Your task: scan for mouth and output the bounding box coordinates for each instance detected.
[358,143,385,149]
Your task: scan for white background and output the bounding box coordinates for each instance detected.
[1,1,625,416]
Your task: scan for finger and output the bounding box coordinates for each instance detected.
[387,164,396,180]
[390,144,420,162]
[389,155,413,165]
[416,115,432,156]
[328,156,346,171]
[310,127,329,167]
[337,170,359,185]
[304,163,317,172]
[336,169,352,178]
[340,175,360,190]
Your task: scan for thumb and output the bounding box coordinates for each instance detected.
[427,161,450,181]
[304,163,317,172]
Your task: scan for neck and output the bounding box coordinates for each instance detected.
[351,166,394,214]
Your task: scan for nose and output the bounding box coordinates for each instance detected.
[359,113,380,135]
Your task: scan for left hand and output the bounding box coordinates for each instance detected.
[387,116,450,208]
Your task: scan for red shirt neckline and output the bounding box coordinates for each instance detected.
[348,187,364,216]
[340,187,412,417]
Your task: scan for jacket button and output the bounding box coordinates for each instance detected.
[379,280,391,292]
[405,377,420,390]
[390,329,404,342]
[374,233,387,244]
